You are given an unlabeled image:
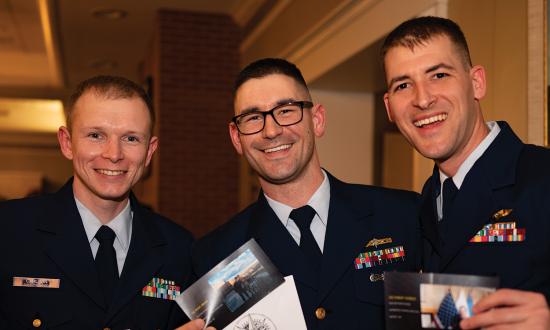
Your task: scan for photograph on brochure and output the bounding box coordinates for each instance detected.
[384,271,498,330]
[175,239,285,329]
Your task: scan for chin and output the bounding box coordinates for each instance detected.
[96,188,130,202]
[262,169,302,185]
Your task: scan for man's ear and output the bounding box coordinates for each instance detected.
[311,104,326,137]
[229,122,243,155]
[470,65,487,100]
[384,92,394,122]
[145,136,159,166]
[58,126,74,160]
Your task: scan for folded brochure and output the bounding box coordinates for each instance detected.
[175,239,306,329]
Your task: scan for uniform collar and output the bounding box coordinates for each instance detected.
[76,197,133,252]
[439,121,501,190]
[264,169,330,227]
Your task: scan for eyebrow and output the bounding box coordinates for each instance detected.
[387,62,456,89]
[426,63,455,73]
[238,98,298,115]
[81,126,147,136]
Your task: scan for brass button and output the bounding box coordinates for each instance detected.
[315,307,326,320]
[32,318,41,328]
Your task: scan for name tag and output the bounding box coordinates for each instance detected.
[13,277,60,289]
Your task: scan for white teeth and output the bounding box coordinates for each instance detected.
[264,144,291,153]
[97,169,125,176]
[414,114,448,127]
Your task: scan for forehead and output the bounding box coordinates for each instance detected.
[384,36,461,75]
[72,92,151,128]
[234,74,308,113]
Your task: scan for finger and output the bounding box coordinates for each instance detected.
[460,305,528,329]
[175,318,206,330]
[473,289,536,313]
[482,325,521,330]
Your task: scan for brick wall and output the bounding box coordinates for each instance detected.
[153,10,241,238]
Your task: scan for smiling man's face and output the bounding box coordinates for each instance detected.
[229,73,325,185]
[58,91,158,206]
[383,35,487,173]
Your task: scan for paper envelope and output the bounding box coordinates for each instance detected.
[223,275,307,330]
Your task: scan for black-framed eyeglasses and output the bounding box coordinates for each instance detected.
[232,101,314,135]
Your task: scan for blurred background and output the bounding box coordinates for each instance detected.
[0,0,546,237]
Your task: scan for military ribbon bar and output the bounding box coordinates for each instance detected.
[354,245,405,269]
[142,277,181,300]
[469,222,525,243]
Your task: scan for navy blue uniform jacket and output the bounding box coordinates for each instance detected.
[421,122,550,300]
[193,173,421,330]
[0,179,194,329]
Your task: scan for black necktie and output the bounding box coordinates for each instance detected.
[290,205,322,269]
[95,225,119,307]
[442,178,458,221]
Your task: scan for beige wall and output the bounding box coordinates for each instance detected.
[311,89,374,185]
[383,132,413,190]
[450,0,528,140]
[0,142,73,196]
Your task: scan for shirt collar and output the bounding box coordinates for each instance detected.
[75,198,133,251]
[265,170,330,226]
[439,121,501,189]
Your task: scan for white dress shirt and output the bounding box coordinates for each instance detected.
[76,198,133,275]
[437,121,501,220]
[265,170,330,252]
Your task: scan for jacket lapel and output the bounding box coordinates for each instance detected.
[37,180,106,310]
[318,175,373,301]
[247,194,319,290]
[106,196,165,321]
[438,167,497,269]
[439,122,522,270]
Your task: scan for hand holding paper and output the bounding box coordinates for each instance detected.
[174,319,216,330]
[460,288,550,330]
[175,239,306,330]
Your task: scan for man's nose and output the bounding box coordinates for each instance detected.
[413,83,436,109]
[102,138,123,162]
[262,113,283,138]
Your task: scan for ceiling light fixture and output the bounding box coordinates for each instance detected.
[91,8,128,20]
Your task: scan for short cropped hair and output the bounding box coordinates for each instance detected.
[381,16,472,69]
[66,75,154,133]
[234,58,310,96]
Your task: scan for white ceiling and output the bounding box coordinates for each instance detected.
[0,0,263,92]
[0,0,265,133]
[57,0,260,87]
[0,0,61,88]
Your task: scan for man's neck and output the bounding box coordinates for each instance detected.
[73,188,129,224]
[260,164,324,208]
[437,119,490,177]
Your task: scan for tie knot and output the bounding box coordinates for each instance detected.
[95,225,116,244]
[290,205,316,232]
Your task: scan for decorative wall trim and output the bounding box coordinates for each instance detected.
[527,0,545,145]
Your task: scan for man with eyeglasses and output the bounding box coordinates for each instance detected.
[191,58,421,329]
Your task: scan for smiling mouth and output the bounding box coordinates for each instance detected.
[414,113,448,127]
[263,144,292,153]
[96,169,126,176]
